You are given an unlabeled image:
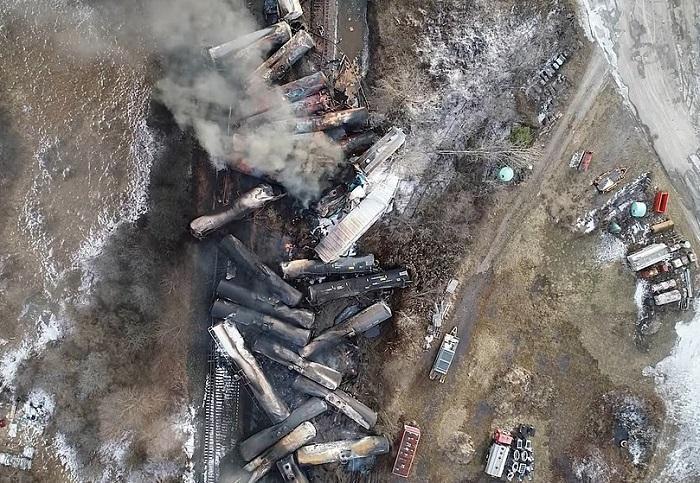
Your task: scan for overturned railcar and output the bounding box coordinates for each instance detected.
[299,301,392,357]
[281,255,376,279]
[307,269,410,305]
[253,337,343,390]
[239,398,328,462]
[242,422,317,483]
[210,323,290,423]
[296,436,390,466]
[219,235,302,306]
[216,280,315,329]
[293,376,377,430]
[211,300,311,347]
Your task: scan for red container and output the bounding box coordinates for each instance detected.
[653,192,669,213]
[494,429,514,446]
[392,424,421,478]
[579,151,593,172]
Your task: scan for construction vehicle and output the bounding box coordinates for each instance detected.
[429,327,459,383]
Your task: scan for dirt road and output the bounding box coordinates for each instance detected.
[578,0,700,239]
[477,49,610,274]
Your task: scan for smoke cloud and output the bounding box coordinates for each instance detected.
[142,0,342,203]
[20,0,344,203]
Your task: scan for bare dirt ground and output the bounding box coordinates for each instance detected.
[358,3,700,481]
[371,78,688,483]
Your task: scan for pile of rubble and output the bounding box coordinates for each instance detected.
[188,4,414,481]
[0,390,53,473]
[206,234,409,482]
[485,425,536,481]
[574,167,697,332]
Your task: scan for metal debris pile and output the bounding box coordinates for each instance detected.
[423,278,459,350]
[207,233,409,482]
[198,4,406,213]
[525,49,572,126]
[0,391,52,473]
[574,169,697,333]
[485,426,536,481]
[188,4,416,481]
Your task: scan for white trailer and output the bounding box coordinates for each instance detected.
[627,243,671,271]
[654,290,682,306]
[485,443,510,478]
[651,279,677,293]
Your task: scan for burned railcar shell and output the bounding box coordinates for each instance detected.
[299,301,392,358]
[239,398,328,462]
[292,376,377,430]
[211,300,311,347]
[208,22,291,62]
[242,422,317,483]
[253,337,343,390]
[217,279,315,329]
[294,107,368,134]
[354,127,406,174]
[190,184,282,239]
[307,269,410,305]
[219,235,303,306]
[296,436,390,466]
[211,323,290,423]
[253,30,315,84]
[277,455,309,483]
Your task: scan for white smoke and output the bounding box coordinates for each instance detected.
[144,0,342,203]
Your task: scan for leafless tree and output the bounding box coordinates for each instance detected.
[437,143,542,169]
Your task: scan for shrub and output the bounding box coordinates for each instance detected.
[510,124,535,147]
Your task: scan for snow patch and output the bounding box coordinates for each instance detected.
[612,395,657,465]
[646,308,700,481]
[173,404,197,483]
[0,311,65,392]
[573,448,617,482]
[74,97,159,299]
[595,233,626,264]
[54,432,82,482]
[576,0,635,112]
[99,434,133,477]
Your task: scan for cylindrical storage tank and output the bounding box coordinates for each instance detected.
[630,201,647,218]
[498,166,514,182]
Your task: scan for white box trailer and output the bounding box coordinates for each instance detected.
[627,243,671,271]
[651,279,677,293]
[485,443,510,478]
[654,290,682,306]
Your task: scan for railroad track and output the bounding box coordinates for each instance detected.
[309,0,338,67]
[202,170,242,483]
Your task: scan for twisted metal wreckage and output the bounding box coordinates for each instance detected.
[194,2,413,481]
